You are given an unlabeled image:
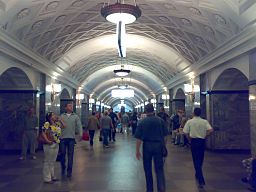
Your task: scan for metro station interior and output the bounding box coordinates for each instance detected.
[0,0,256,191]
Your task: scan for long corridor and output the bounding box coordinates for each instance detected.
[0,133,250,192]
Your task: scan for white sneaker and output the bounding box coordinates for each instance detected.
[19,156,25,160]
[31,156,37,160]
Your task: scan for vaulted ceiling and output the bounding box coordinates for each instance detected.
[0,0,256,106]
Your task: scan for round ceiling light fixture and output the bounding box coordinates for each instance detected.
[114,68,131,77]
[101,1,141,24]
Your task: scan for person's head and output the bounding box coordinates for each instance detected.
[193,108,201,117]
[46,112,57,124]
[109,108,113,113]
[160,107,165,112]
[177,109,184,116]
[145,103,154,114]
[104,110,108,116]
[27,107,35,116]
[92,111,96,116]
[65,102,73,113]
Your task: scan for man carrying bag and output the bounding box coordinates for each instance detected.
[135,103,168,192]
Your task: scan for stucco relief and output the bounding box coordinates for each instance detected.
[17,8,30,20]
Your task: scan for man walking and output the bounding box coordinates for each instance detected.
[183,108,213,188]
[87,112,100,147]
[108,108,118,142]
[20,107,38,160]
[135,103,168,192]
[60,102,83,178]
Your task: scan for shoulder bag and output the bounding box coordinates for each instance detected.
[37,129,54,144]
[159,119,168,158]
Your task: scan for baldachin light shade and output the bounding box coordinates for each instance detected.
[101,2,141,24]
[114,68,131,77]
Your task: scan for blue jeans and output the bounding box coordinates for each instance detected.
[143,142,166,192]
[102,129,110,146]
[60,138,75,176]
[89,130,95,146]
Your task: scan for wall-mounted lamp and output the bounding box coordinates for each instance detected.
[161,94,170,100]
[76,93,84,105]
[184,80,200,103]
[46,83,62,103]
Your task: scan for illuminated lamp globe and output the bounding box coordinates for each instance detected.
[114,68,131,77]
[101,2,141,24]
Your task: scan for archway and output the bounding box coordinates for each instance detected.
[172,88,185,114]
[211,68,249,150]
[0,67,34,151]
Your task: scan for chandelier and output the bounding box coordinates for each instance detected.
[101,0,141,57]
[113,58,131,76]
[114,67,130,77]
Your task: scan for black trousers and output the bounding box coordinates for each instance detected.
[60,138,75,176]
[191,138,206,185]
[109,128,116,141]
[143,142,165,192]
[89,130,95,146]
[251,159,256,189]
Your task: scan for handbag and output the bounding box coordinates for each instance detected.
[159,119,168,158]
[82,131,90,141]
[37,129,54,144]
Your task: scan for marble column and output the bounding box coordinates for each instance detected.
[249,51,256,155]
[169,89,174,116]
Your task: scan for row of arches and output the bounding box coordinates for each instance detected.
[0,67,251,151]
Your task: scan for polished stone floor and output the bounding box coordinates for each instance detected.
[0,133,252,192]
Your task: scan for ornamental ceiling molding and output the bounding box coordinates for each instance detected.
[0,28,81,91]
[166,24,256,89]
[0,0,242,64]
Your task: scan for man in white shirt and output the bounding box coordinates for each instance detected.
[183,108,213,188]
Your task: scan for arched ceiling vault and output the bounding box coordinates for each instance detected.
[84,66,163,95]
[0,0,256,96]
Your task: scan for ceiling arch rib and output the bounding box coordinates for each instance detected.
[99,86,147,104]
[1,0,256,96]
[69,49,176,83]
[56,34,189,74]
[82,65,165,95]
[1,0,247,65]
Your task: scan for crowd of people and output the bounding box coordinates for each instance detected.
[18,103,255,191]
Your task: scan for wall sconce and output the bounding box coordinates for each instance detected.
[76,93,84,105]
[161,94,170,100]
[89,98,95,111]
[46,84,62,103]
[184,81,200,103]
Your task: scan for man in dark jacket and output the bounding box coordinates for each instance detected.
[135,103,168,192]
[108,108,118,142]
